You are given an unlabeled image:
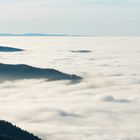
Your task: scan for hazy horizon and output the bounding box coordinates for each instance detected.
[0,0,140,36]
[1,33,140,37]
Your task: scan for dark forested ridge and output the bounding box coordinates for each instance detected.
[0,63,82,81]
[0,46,23,52]
[0,120,42,140]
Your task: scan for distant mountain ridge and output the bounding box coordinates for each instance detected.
[0,33,81,36]
[0,33,66,36]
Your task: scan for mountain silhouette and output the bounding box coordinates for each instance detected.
[0,63,82,81]
[0,33,86,37]
[0,33,68,36]
[0,46,23,52]
[0,120,41,140]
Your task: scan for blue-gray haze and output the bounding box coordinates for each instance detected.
[0,0,140,35]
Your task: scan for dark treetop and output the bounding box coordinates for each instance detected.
[0,120,42,140]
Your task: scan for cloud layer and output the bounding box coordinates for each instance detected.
[0,36,140,140]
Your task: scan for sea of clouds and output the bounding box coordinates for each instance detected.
[0,36,140,140]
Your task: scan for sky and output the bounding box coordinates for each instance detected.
[0,0,140,35]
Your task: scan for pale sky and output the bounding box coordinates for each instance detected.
[0,0,140,35]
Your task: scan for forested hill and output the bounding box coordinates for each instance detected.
[0,120,42,140]
[0,63,82,81]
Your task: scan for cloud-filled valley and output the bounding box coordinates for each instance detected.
[0,36,140,140]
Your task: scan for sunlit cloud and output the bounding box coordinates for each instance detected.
[0,37,140,139]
